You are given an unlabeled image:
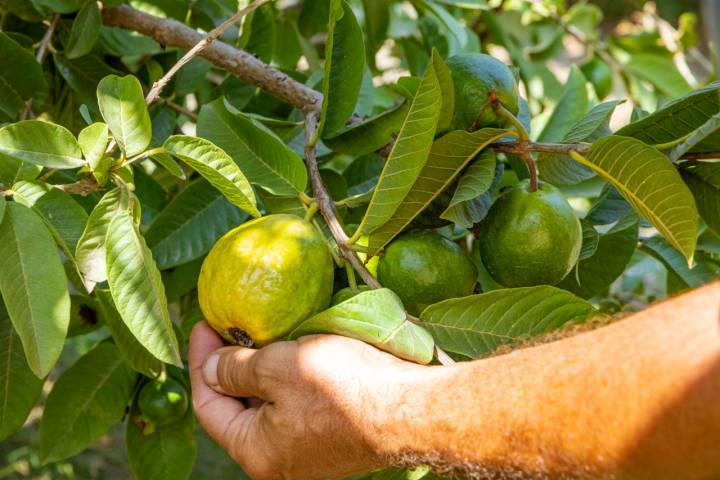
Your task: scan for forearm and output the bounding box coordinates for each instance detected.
[383,282,720,479]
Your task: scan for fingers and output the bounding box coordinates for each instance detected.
[202,345,269,399]
[189,322,256,452]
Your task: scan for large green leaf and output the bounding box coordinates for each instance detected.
[66,0,101,59]
[570,136,698,261]
[357,53,443,235]
[537,66,589,143]
[145,178,248,269]
[75,188,128,291]
[323,102,410,155]
[0,203,70,378]
[0,120,84,169]
[95,290,162,378]
[289,289,435,364]
[616,81,720,152]
[39,342,137,462]
[538,100,620,185]
[368,128,509,254]
[419,286,595,359]
[319,0,365,138]
[126,374,196,480]
[12,180,88,256]
[559,214,639,298]
[97,75,152,157]
[163,135,260,218]
[106,210,182,366]
[0,315,44,440]
[681,161,720,236]
[623,53,692,99]
[197,100,307,196]
[668,112,720,161]
[0,32,47,118]
[641,236,719,289]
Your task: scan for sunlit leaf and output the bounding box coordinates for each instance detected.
[419,286,595,359]
[289,289,435,364]
[97,74,152,157]
[0,203,70,378]
[0,120,84,168]
[66,0,101,59]
[570,136,698,262]
[163,135,260,218]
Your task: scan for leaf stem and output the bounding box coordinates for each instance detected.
[345,263,358,292]
[493,104,538,190]
[304,200,319,222]
[652,131,694,151]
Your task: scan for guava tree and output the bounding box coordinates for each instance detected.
[0,0,718,478]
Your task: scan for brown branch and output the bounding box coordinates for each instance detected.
[491,141,590,156]
[19,13,60,120]
[144,0,270,105]
[303,113,381,288]
[102,4,321,113]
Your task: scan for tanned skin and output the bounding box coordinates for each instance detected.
[189,281,720,480]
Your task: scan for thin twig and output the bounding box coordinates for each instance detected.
[164,99,198,121]
[144,0,271,105]
[19,13,60,120]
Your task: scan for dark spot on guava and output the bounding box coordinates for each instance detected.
[228,328,254,348]
[79,305,98,326]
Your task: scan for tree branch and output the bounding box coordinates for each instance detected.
[101,4,322,113]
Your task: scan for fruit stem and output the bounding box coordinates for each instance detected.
[345,263,358,292]
[304,200,319,221]
[521,151,539,192]
[468,90,498,132]
[493,103,529,142]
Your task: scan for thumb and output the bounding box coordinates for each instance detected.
[202,346,268,399]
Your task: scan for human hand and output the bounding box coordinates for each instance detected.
[188,321,427,480]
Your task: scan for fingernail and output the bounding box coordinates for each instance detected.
[203,353,220,387]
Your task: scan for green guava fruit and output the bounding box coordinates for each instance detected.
[377,230,478,316]
[580,58,613,99]
[476,179,582,287]
[331,285,372,305]
[198,214,334,346]
[138,378,189,427]
[446,53,520,130]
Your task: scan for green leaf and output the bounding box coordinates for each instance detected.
[145,178,248,269]
[441,150,496,217]
[97,75,152,157]
[66,0,101,59]
[0,198,4,225]
[0,120,84,169]
[75,188,128,291]
[54,53,120,112]
[0,203,70,378]
[357,53,443,236]
[319,0,366,138]
[95,290,162,378]
[106,210,182,366]
[39,342,137,462]
[0,32,47,118]
[559,214,639,298]
[368,128,509,254]
[682,162,720,236]
[578,222,600,260]
[433,51,454,133]
[12,181,88,256]
[419,286,595,359]
[0,315,44,440]
[196,100,307,196]
[537,66,589,143]
[538,100,620,185]
[323,102,410,155]
[616,81,720,152]
[78,122,109,171]
[641,236,719,289]
[289,289,435,364]
[126,374,196,480]
[570,136,698,262]
[623,53,692,98]
[439,161,504,228]
[0,155,42,186]
[163,135,260,218]
[669,112,720,161]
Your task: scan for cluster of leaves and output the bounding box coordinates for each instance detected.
[1,0,719,479]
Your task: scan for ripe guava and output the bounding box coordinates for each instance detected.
[476,179,582,287]
[198,214,334,346]
[580,58,613,99]
[138,377,189,427]
[377,230,477,316]
[446,53,520,130]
